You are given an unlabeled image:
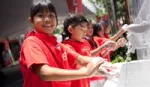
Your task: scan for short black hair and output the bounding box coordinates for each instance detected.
[87,19,92,23]
[87,19,92,26]
[92,23,102,36]
[62,14,88,40]
[100,20,109,30]
[30,0,58,23]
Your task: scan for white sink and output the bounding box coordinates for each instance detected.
[104,60,150,87]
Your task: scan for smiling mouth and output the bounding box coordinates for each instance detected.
[43,24,53,28]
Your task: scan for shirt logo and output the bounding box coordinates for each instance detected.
[62,52,67,61]
[82,47,90,55]
[56,44,61,50]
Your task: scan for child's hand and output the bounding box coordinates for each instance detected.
[101,62,117,70]
[121,24,129,32]
[81,57,106,77]
[98,65,120,78]
[117,38,126,47]
[102,40,117,51]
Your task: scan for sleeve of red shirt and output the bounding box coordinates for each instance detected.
[22,37,49,68]
[63,44,80,68]
[65,44,80,60]
[97,38,109,45]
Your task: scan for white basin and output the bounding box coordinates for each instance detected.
[104,59,150,87]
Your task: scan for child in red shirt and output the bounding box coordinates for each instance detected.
[62,15,117,87]
[87,22,127,87]
[92,23,110,60]
[19,1,109,87]
[100,20,126,43]
[85,19,93,39]
[92,23,126,60]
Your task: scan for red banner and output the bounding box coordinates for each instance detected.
[66,0,83,14]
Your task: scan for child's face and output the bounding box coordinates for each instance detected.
[70,22,88,41]
[86,23,93,37]
[98,26,104,37]
[31,11,57,35]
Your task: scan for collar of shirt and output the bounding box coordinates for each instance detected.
[25,30,57,46]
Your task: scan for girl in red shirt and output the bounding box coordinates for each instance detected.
[92,23,126,60]
[88,22,126,87]
[100,20,126,43]
[85,19,93,39]
[62,14,117,87]
[19,1,109,87]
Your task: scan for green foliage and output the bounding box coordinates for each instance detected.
[116,1,125,19]
[129,52,137,60]
[96,8,106,17]
[115,0,130,24]
[89,0,107,16]
[54,27,63,34]
[111,55,125,64]
[111,46,127,62]
[110,0,136,63]
[89,0,137,63]
[111,45,137,63]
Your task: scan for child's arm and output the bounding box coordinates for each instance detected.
[100,49,110,57]
[90,40,116,56]
[71,54,118,77]
[32,57,105,81]
[90,43,106,56]
[109,24,128,41]
[76,55,107,67]
[114,37,126,50]
[109,29,125,41]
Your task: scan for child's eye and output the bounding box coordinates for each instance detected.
[49,14,55,19]
[36,14,43,17]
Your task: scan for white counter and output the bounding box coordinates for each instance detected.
[103,59,150,87]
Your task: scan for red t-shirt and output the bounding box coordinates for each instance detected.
[104,34,109,39]
[93,36,111,62]
[63,39,91,87]
[84,37,107,81]
[63,39,92,56]
[19,31,80,87]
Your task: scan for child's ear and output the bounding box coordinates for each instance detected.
[28,17,33,24]
[68,26,73,33]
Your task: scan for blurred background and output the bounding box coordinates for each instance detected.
[0,0,140,87]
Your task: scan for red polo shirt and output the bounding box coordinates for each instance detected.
[93,36,110,62]
[63,39,91,87]
[63,39,92,56]
[104,34,109,39]
[19,31,80,87]
[84,37,107,81]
